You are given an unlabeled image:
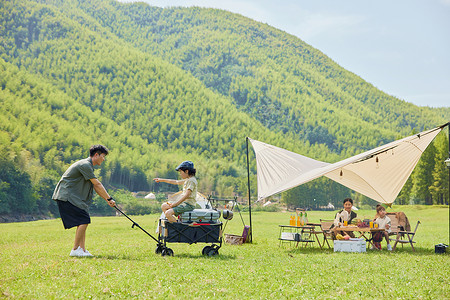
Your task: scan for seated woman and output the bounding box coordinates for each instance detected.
[332,198,357,239]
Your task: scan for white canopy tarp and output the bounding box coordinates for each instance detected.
[249,124,445,205]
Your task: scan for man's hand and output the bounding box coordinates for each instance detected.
[107,197,116,207]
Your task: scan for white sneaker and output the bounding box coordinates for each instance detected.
[387,244,392,251]
[83,249,94,257]
[70,246,84,257]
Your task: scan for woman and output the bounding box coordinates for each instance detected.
[332,198,357,239]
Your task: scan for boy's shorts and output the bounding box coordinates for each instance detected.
[173,203,195,216]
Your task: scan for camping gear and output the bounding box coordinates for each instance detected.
[208,196,250,245]
[435,243,448,254]
[247,123,447,206]
[225,234,244,245]
[222,209,233,220]
[334,239,366,253]
[390,221,421,251]
[179,209,221,223]
[225,225,253,245]
[115,206,221,256]
[242,225,251,242]
[158,219,222,256]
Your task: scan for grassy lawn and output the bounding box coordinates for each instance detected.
[1,205,449,299]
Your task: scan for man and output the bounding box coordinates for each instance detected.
[52,144,115,257]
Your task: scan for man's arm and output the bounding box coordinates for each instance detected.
[90,178,115,207]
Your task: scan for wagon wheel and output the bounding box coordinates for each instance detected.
[162,248,174,256]
[207,248,219,257]
[202,246,212,256]
[155,244,163,255]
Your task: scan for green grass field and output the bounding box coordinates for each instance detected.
[1,206,449,299]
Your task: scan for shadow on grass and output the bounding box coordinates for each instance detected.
[93,254,152,261]
[173,253,237,260]
[283,246,446,256]
[94,252,237,260]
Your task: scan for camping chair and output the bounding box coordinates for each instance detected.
[390,221,421,251]
[386,213,402,237]
[320,219,334,249]
[386,212,410,235]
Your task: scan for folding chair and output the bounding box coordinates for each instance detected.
[390,221,421,251]
[320,219,334,249]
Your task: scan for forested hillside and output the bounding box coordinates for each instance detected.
[0,0,448,217]
[82,1,449,153]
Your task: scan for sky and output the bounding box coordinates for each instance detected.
[123,0,450,108]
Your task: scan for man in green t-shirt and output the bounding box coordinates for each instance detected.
[53,145,115,257]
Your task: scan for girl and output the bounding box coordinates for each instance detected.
[373,205,392,250]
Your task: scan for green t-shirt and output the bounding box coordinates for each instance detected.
[52,157,97,211]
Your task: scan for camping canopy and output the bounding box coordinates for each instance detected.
[249,124,446,205]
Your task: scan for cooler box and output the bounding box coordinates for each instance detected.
[179,209,221,223]
[334,239,366,253]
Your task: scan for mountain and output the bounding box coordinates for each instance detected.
[0,0,448,215]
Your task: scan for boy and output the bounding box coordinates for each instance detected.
[154,161,197,223]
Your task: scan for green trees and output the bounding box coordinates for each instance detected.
[428,132,449,205]
[0,145,37,214]
[282,177,351,209]
[396,129,449,206]
[0,0,448,218]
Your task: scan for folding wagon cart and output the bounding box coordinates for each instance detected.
[157,219,223,256]
[115,206,222,257]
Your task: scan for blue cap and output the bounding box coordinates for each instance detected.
[175,161,194,171]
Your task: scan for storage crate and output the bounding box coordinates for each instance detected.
[334,239,366,253]
[280,232,301,242]
[225,234,244,245]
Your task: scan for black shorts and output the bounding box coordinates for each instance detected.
[57,200,91,229]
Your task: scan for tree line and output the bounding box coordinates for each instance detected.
[0,0,448,218]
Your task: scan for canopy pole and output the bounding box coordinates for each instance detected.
[447,123,450,245]
[246,137,253,243]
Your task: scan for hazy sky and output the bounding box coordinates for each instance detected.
[122,0,450,108]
